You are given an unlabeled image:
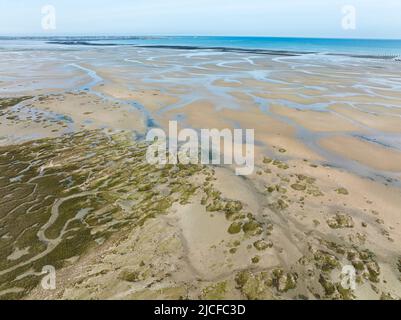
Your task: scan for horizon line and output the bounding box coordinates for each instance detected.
[1,35,401,41]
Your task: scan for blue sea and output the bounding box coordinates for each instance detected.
[1,36,401,57]
[96,36,401,56]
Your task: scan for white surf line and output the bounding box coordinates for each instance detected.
[124,57,160,68]
[124,58,144,64]
[243,57,256,65]
[216,60,245,69]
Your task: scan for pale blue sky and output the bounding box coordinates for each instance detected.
[0,0,400,38]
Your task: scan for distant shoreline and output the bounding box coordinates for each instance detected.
[1,36,401,60]
[2,35,401,41]
[45,41,400,60]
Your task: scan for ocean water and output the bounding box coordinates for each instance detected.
[1,36,401,57]
[96,36,401,56]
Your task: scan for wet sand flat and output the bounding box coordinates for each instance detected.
[270,104,362,132]
[1,44,401,300]
[320,135,401,172]
[330,104,401,133]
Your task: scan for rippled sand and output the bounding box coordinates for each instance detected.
[1,45,401,300]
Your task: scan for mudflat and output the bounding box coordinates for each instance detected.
[1,44,401,300]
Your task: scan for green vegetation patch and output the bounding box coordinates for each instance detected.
[326,213,354,229]
[0,129,207,299]
[336,187,349,195]
[0,96,32,110]
[200,281,227,300]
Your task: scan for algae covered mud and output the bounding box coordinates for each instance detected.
[1,40,401,300]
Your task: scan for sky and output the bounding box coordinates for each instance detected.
[0,0,401,39]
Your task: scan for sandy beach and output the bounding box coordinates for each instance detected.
[1,42,401,300]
